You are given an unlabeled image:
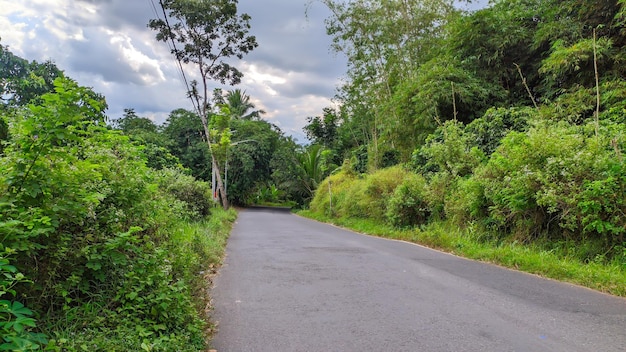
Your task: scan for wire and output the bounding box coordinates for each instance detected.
[148,0,201,116]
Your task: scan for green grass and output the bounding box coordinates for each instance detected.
[299,210,626,297]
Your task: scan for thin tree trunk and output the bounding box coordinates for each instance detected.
[200,117,229,210]
[197,67,229,210]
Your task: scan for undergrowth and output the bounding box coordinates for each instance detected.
[43,208,236,352]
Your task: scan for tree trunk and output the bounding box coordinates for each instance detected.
[200,112,230,210]
[211,153,230,210]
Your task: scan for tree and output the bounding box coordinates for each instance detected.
[112,108,180,170]
[112,108,158,134]
[1,40,64,107]
[304,107,340,148]
[149,0,258,209]
[296,144,334,200]
[313,0,460,167]
[225,119,278,204]
[224,89,266,120]
[162,108,212,180]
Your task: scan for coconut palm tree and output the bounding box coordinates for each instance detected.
[225,89,266,120]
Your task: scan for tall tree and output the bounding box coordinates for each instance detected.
[304,107,340,148]
[149,0,258,209]
[224,89,266,120]
[314,0,459,168]
[162,108,212,180]
[0,40,64,107]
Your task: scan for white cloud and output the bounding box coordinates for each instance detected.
[109,32,165,86]
[0,0,348,140]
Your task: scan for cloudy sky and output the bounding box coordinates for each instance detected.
[0,0,486,142]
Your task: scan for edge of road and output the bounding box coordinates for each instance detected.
[291,211,626,300]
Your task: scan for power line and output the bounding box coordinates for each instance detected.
[148,0,201,116]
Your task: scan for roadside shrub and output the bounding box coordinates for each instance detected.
[415,121,486,178]
[478,120,626,252]
[157,168,213,221]
[0,78,228,350]
[0,249,48,351]
[423,173,450,220]
[349,166,408,220]
[310,168,356,217]
[386,173,429,227]
[444,176,488,227]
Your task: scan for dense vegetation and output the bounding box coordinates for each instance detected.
[0,35,251,352]
[302,0,626,293]
[2,0,626,348]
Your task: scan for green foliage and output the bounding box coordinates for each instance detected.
[304,107,340,149]
[0,75,238,350]
[296,144,331,200]
[0,41,64,107]
[156,168,213,220]
[0,250,47,351]
[318,0,460,163]
[465,107,533,155]
[348,167,405,220]
[443,176,488,227]
[309,168,356,217]
[148,0,257,87]
[540,37,614,95]
[0,114,8,154]
[162,108,211,181]
[149,0,259,210]
[112,108,181,170]
[226,119,278,205]
[478,121,626,249]
[413,121,485,178]
[304,0,626,296]
[221,89,265,120]
[311,165,410,220]
[445,0,543,105]
[252,184,284,205]
[268,136,309,206]
[386,173,429,228]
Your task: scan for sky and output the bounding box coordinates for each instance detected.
[0,0,486,142]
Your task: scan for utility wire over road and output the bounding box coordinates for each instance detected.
[211,210,626,352]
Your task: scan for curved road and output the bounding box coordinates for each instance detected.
[211,209,626,352]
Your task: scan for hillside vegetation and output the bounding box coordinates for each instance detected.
[303,0,626,295]
[0,48,238,350]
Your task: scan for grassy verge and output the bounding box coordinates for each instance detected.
[44,208,237,351]
[299,210,626,297]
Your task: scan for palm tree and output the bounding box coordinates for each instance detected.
[225,89,266,120]
[296,144,325,199]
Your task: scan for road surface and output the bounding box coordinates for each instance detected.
[210,209,626,352]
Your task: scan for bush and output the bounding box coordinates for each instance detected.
[478,120,626,251]
[311,165,410,221]
[412,121,485,178]
[0,249,48,351]
[466,106,533,155]
[350,166,409,220]
[444,176,488,227]
[0,78,235,350]
[386,173,429,227]
[310,168,356,217]
[157,168,213,221]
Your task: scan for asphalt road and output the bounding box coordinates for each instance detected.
[210,209,626,352]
